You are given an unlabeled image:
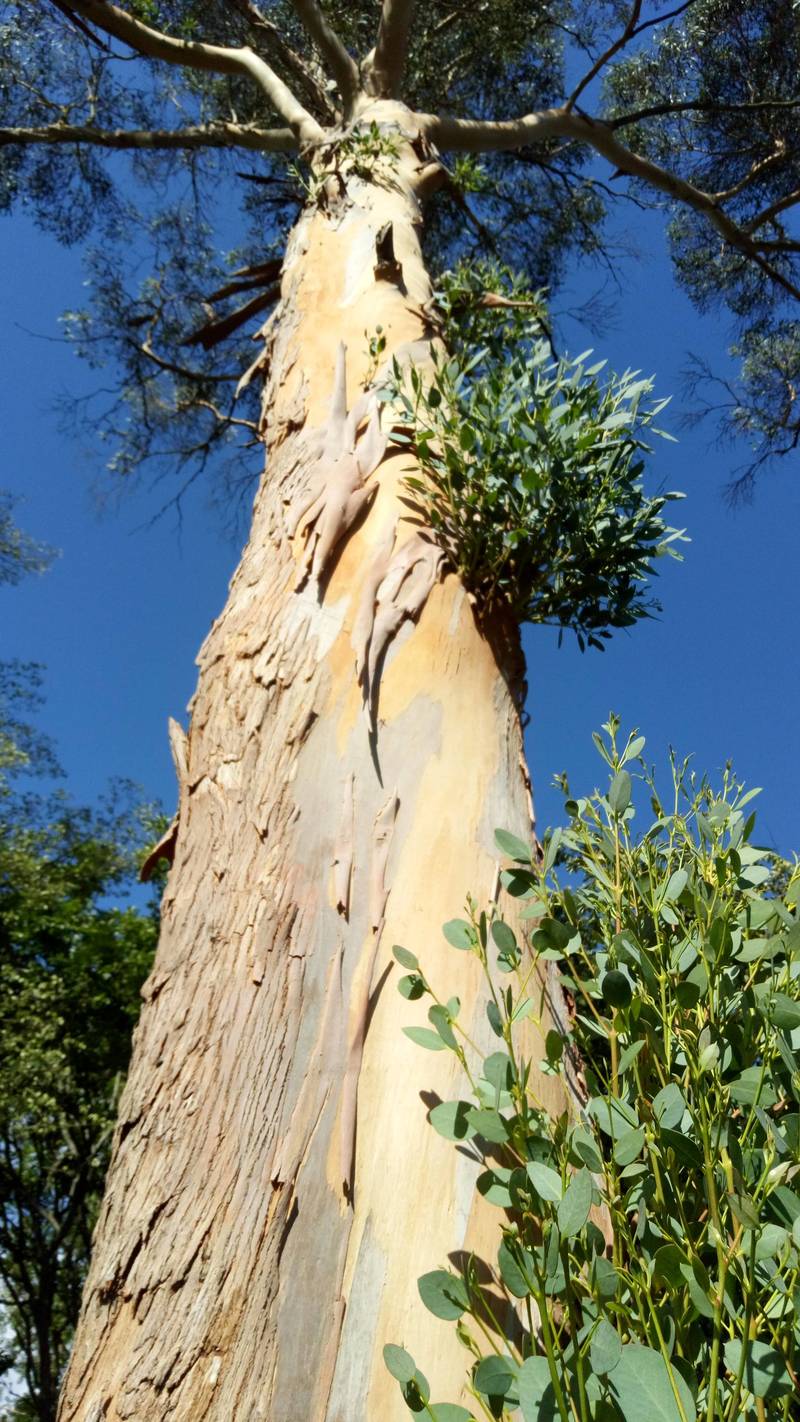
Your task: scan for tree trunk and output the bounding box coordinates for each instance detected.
[57,103,569,1422]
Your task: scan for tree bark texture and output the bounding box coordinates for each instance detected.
[58,107,570,1422]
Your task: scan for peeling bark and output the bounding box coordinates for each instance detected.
[58,104,572,1422]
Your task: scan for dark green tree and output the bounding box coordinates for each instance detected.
[0,790,161,1422]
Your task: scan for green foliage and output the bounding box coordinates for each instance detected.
[0,496,59,790]
[0,783,162,1419]
[385,270,685,643]
[3,3,799,488]
[602,0,800,485]
[0,494,53,589]
[387,722,800,1421]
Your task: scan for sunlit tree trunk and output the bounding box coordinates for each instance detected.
[58,104,569,1422]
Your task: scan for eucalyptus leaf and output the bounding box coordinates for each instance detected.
[403,1026,448,1052]
[429,1100,476,1141]
[527,1162,563,1202]
[418,1270,470,1321]
[608,1344,697,1422]
[590,1319,623,1376]
[723,1341,793,1399]
[518,1356,559,1422]
[383,1344,416,1385]
[494,829,532,862]
[557,1168,593,1238]
[443,919,475,951]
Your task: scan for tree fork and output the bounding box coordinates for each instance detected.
[57,110,569,1422]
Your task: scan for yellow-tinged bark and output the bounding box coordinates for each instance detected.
[58,108,571,1422]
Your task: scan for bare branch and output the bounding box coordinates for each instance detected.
[753,238,800,253]
[712,144,787,204]
[747,185,800,232]
[608,96,800,130]
[208,258,283,301]
[224,0,334,120]
[566,1,695,112]
[66,0,324,142]
[420,107,800,304]
[0,121,297,153]
[566,0,642,113]
[137,341,240,383]
[290,0,359,113]
[195,399,259,433]
[368,0,417,99]
[183,286,281,349]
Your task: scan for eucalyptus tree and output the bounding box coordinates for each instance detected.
[1,3,798,1419]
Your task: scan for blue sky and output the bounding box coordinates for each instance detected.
[2,196,799,859]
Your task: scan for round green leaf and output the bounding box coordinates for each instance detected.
[518,1355,559,1422]
[592,1256,620,1300]
[383,1344,416,1385]
[483,1051,513,1090]
[652,1244,685,1288]
[428,1407,473,1422]
[587,1094,639,1140]
[428,1003,457,1048]
[398,973,425,999]
[527,1161,563,1202]
[614,1126,645,1167]
[403,1368,431,1412]
[403,1026,447,1052]
[590,1319,622,1376]
[652,1083,685,1131]
[467,1106,510,1143]
[443,918,474,950]
[602,969,632,1008]
[556,1167,593,1238]
[608,1344,697,1422]
[723,1341,793,1400]
[474,1355,515,1398]
[532,917,573,955]
[393,944,419,971]
[491,919,518,955]
[418,1270,469,1321]
[429,1100,476,1141]
[498,1237,532,1298]
[571,1126,603,1172]
[494,828,532,862]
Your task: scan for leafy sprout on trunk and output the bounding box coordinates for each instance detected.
[383,272,687,644]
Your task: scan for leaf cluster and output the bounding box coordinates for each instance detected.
[385,270,685,644]
[387,722,800,1421]
[0,781,162,1418]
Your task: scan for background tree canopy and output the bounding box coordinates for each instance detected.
[0,0,798,501]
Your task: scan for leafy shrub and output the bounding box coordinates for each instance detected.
[383,264,686,646]
[386,719,800,1421]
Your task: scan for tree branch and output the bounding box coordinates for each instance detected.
[368,0,417,99]
[566,0,643,113]
[224,0,334,120]
[183,286,281,349]
[420,107,800,304]
[0,121,297,153]
[66,0,324,142]
[290,0,359,113]
[137,341,240,383]
[747,185,800,232]
[608,96,800,129]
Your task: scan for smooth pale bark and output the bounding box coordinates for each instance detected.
[58,105,571,1422]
